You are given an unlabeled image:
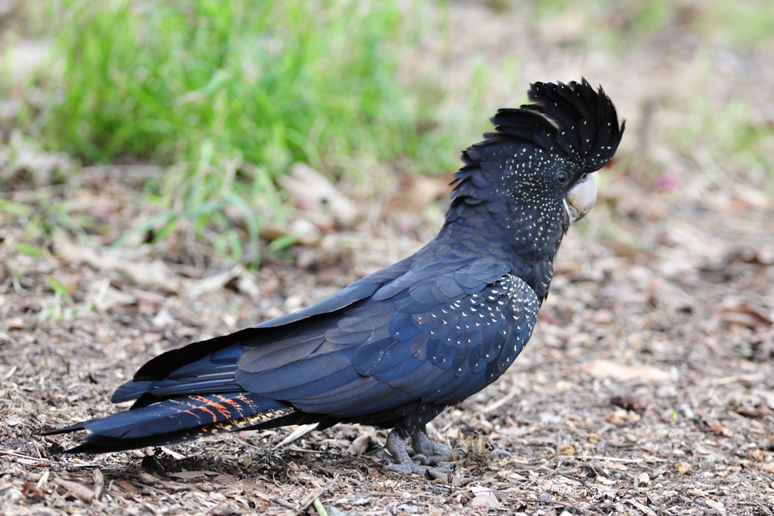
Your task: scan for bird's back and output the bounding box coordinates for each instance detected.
[114,236,536,425]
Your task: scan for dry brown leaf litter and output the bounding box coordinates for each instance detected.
[3,163,774,515]
[3,2,774,515]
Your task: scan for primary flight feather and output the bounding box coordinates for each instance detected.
[48,79,624,472]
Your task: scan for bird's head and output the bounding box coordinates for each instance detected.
[449,79,624,260]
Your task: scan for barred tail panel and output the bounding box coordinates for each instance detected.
[47,392,296,453]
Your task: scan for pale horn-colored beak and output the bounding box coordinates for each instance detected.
[564,174,597,223]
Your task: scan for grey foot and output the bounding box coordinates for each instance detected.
[383,430,426,474]
[384,459,428,474]
[382,428,454,474]
[411,429,453,466]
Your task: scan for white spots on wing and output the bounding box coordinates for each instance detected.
[410,274,537,385]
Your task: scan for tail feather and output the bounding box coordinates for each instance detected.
[45,392,296,453]
[112,343,246,404]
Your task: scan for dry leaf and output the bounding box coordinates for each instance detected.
[758,462,774,473]
[158,481,192,492]
[426,468,467,487]
[582,359,671,383]
[188,265,245,298]
[4,316,25,330]
[213,474,235,485]
[610,394,649,413]
[748,449,765,461]
[715,301,772,329]
[347,434,373,456]
[602,460,629,471]
[116,479,140,494]
[279,162,358,228]
[22,481,44,502]
[675,462,693,475]
[169,471,207,480]
[381,175,452,222]
[92,469,104,501]
[259,218,322,247]
[54,478,95,503]
[206,506,241,516]
[703,499,726,514]
[626,498,658,516]
[605,409,641,425]
[53,233,181,293]
[469,487,501,509]
[137,472,158,484]
[92,283,137,311]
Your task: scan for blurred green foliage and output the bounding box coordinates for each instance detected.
[670,95,774,193]
[14,0,456,264]
[530,0,774,49]
[37,1,426,169]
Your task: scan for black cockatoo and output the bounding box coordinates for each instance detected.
[48,79,624,473]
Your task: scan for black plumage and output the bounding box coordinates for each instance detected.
[47,79,624,472]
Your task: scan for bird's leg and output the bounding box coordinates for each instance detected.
[411,427,453,466]
[382,430,425,474]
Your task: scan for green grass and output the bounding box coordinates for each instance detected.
[697,0,774,47]
[38,1,424,168]
[529,0,774,51]
[670,94,774,192]
[13,0,455,265]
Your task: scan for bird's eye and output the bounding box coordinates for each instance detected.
[555,171,570,185]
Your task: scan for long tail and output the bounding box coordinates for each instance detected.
[44,392,297,453]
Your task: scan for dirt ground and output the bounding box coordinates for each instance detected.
[2,2,774,515]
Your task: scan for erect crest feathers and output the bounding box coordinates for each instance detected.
[487,78,625,172]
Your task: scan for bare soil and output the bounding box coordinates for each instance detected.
[2,2,774,515]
